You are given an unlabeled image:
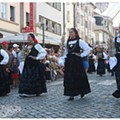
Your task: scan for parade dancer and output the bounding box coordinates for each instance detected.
[96,47,108,76]
[0,41,10,96]
[111,35,120,98]
[88,51,96,74]
[19,33,47,97]
[61,28,91,101]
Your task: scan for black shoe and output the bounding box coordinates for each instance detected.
[111,73,114,76]
[100,74,103,76]
[68,96,74,101]
[36,94,40,96]
[81,94,85,98]
[112,90,120,98]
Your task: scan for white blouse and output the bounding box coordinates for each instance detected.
[64,39,92,58]
[0,49,9,65]
[34,44,47,60]
[58,39,92,67]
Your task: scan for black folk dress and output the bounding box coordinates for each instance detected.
[97,52,106,75]
[0,50,10,96]
[18,44,47,95]
[88,55,95,73]
[64,40,91,96]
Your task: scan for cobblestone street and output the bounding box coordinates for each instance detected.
[0,72,120,118]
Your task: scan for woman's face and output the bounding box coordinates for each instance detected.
[69,29,76,39]
[27,35,33,43]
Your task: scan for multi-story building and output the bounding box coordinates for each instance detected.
[0,2,30,38]
[75,3,96,45]
[0,3,21,38]
[35,2,63,47]
[0,2,63,47]
[94,12,115,50]
[64,2,74,40]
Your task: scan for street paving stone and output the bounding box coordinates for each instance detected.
[0,72,120,118]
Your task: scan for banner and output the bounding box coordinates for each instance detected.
[29,2,34,31]
[22,2,35,33]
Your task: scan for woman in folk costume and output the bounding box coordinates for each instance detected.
[110,35,120,98]
[0,41,10,96]
[96,47,108,76]
[19,33,47,97]
[63,28,91,101]
[88,51,96,74]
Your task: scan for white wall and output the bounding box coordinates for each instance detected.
[36,3,63,41]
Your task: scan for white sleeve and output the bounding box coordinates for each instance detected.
[109,56,117,70]
[34,44,47,60]
[64,43,68,58]
[103,52,108,59]
[0,49,9,65]
[12,50,17,58]
[79,40,92,57]
[93,54,96,60]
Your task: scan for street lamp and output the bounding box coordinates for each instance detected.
[36,22,45,48]
[72,2,76,28]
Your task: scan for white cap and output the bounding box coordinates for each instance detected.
[13,44,19,48]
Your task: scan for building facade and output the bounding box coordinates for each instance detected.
[0,3,21,38]
[0,2,30,38]
[94,12,115,50]
[75,3,96,45]
[35,2,63,46]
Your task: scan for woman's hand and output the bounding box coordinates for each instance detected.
[74,53,80,57]
[6,68,10,73]
[29,56,37,60]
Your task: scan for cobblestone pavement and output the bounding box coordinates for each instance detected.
[0,72,120,118]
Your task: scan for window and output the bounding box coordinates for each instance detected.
[85,21,88,28]
[81,3,83,10]
[67,11,70,22]
[1,3,7,19]
[81,15,84,26]
[39,15,61,35]
[26,12,29,26]
[47,2,61,11]
[45,19,49,31]
[57,3,61,11]
[53,3,57,8]
[85,6,87,13]
[39,16,44,23]
[67,3,69,5]
[10,6,15,22]
[56,24,61,35]
[77,3,79,6]
[0,33,3,38]
[52,22,55,33]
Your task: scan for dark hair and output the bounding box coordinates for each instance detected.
[67,28,80,41]
[28,33,38,43]
[28,33,35,40]
[8,45,13,50]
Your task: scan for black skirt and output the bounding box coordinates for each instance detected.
[0,65,10,96]
[97,59,105,75]
[88,59,95,73]
[64,54,91,96]
[18,57,47,95]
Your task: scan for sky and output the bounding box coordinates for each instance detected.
[102,2,120,27]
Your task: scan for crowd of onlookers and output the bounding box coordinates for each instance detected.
[0,41,114,90]
[0,42,65,89]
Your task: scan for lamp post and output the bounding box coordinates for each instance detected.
[73,3,76,28]
[36,22,45,48]
[42,23,45,48]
